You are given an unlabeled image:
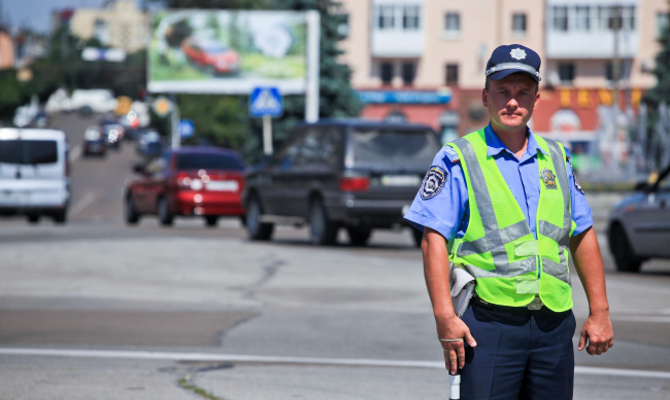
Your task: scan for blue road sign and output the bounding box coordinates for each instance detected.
[249,87,283,117]
[178,119,195,138]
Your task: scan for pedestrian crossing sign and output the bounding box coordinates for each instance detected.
[249,87,283,117]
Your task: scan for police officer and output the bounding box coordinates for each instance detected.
[404,44,614,399]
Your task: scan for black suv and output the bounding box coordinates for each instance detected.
[243,119,441,246]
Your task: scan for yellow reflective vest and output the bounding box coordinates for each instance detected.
[447,129,576,312]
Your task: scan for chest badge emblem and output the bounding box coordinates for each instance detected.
[541,169,557,189]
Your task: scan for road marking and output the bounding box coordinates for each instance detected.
[69,145,82,163]
[69,192,97,216]
[0,348,669,379]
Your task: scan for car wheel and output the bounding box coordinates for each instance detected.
[124,195,140,225]
[204,215,219,227]
[53,209,67,224]
[246,196,273,240]
[347,226,372,247]
[309,198,338,246]
[157,197,174,227]
[411,228,423,248]
[27,214,40,224]
[609,224,642,272]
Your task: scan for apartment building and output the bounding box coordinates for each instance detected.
[337,0,668,146]
[0,27,14,70]
[69,0,148,53]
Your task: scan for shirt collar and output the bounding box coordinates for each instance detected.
[484,123,549,159]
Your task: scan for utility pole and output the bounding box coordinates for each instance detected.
[612,4,622,113]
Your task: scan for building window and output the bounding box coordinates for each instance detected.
[445,64,459,86]
[378,5,395,30]
[657,12,669,37]
[622,6,635,30]
[608,7,623,30]
[575,6,590,31]
[596,6,609,30]
[444,12,460,34]
[512,13,527,35]
[403,6,420,30]
[402,62,416,86]
[381,62,394,85]
[558,63,575,84]
[551,6,568,31]
[605,62,624,82]
[337,14,349,37]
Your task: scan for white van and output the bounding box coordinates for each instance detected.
[0,129,70,224]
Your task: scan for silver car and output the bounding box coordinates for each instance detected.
[607,164,670,272]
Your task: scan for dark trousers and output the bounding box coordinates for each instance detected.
[459,302,576,400]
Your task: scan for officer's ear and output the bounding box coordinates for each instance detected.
[482,88,489,108]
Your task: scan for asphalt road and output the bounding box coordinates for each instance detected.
[1,113,670,400]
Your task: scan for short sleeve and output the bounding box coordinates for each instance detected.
[403,146,468,242]
[565,148,593,236]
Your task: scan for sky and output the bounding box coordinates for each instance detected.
[0,0,120,33]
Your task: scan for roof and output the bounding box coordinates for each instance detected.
[167,146,243,158]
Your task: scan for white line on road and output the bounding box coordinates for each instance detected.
[69,192,97,216]
[0,348,669,379]
[69,145,82,163]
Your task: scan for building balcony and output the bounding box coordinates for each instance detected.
[546,31,637,59]
[371,29,424,58]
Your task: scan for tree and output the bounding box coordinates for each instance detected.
[644,12,670,106]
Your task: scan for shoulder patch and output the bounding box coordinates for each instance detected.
[421,165,448,200]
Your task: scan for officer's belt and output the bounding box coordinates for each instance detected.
[472,294,547,312]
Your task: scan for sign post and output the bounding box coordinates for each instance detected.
[250,87,283,155]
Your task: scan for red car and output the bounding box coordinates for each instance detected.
[181,38,240,75]
[124,147,246,227]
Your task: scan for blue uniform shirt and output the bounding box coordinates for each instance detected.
[404,124,593,242]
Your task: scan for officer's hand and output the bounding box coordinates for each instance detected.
[436,315,477,375]
[578,312,614,355]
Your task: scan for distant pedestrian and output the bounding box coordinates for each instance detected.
[404,44,614,399]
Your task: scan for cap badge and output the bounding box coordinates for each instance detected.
[510,48,527,60]
[541,169,557,190]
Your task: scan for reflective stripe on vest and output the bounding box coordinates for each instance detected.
[447,129,575,312]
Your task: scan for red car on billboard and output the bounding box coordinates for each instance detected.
[181,38,240,75]
[124,147,246,227]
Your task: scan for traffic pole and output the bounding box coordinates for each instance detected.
[262,114,272,155]
[170,93,180,149]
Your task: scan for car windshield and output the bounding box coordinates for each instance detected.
[351,128,440,170]
[85,128,101,140]
[176,153,245,171]
[203,43,227,53]
[0,140,58,165]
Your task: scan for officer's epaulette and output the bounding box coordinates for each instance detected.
[444,146,460,164]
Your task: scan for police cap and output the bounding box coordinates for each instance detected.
[485,44,541,82]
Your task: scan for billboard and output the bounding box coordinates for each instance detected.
[148,10,311,94]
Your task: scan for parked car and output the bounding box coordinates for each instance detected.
[608,164,670,272]
[135,129,163,158]
[124,146,246,227]
[82,125,106,157]
[181,37,240,75]
[0,129,70,224]
[243,119,441,246]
